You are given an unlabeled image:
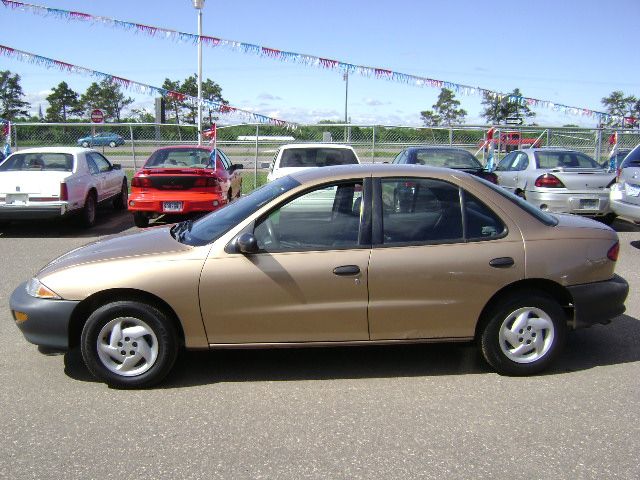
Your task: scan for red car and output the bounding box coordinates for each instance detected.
[128,146,243,227]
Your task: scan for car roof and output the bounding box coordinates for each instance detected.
[152,145,215,151]
[404,146,474,152]
[288,162,469,184]
[279,143,355,150]
[8,147,89,155]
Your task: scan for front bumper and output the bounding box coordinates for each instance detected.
[0,202,69,220]
[526,190,611,216]
[10,281,79,350]
[128,191,226,214]
[567,274,628,329]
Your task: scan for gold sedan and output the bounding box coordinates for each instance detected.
[10,164,628,388]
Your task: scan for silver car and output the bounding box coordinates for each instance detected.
[610,144,640,223]
[494,149,615,222]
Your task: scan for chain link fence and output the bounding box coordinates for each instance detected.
[8,122,640,192]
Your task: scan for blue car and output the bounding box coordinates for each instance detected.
[77,132,125,148]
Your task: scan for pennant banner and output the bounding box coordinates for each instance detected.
[1,0,626,124]
[0,44,295,128]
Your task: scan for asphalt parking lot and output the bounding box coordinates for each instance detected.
[1,212,639,479]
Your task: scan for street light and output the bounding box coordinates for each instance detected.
[192,0,205,145]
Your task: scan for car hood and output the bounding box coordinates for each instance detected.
[0,171,71,196]
[38,226,192,276]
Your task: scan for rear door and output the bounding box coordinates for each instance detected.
[495,151,528,193]
[367,176,525,340]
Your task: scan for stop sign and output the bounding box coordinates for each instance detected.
[91,109,104,123]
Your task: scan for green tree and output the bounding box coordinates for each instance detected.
[481,88,535,124]
[0,70,30,120]
[79,79,133,122]
[162,78,183,123]
[128,108,155,123]
[420,88,467,127]
[601,91,637,126]
[46,81,81,122]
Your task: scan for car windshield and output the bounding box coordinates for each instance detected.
[280,148,359,168]
[534,151,599,169]
[145,148,214,169]
[0,153,74,172]
[175,176,300,246]
[411,149,483,169]
[473,176,559,226]
[621,146,640,168]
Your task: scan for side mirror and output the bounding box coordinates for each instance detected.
[236,232,258,254]
[112,164,122,170]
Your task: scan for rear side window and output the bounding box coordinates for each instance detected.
[621,146,640,168]
[280,148,359,168]
[0,153,73,172]
[463,192,506,240]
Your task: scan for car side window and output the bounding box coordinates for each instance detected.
[513,152,529,171]
[380,178,463,244]
[88,152,112,173]
[495,152,517,171]
[463,191,507,240]
[392,151,406,164]
[254,181,364,252]
[85,155,100,175]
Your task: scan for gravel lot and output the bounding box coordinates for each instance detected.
[1,212,639,479]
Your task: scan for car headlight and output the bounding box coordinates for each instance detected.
[26,278,61,299]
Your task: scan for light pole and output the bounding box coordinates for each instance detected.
[193,0,205,145]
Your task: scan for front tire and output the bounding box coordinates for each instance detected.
[109,141,117,148]
[80,301,178,388]
[113,179,128,210]
[479,292,567,376]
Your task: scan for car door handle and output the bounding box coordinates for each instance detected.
[489,257,515,268]
[333,265,360,276]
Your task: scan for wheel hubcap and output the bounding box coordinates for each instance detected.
[96,317,159,376]
[498,307,554,363]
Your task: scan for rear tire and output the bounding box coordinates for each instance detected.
[81,192,97,228]
[479,292,567,376]
[133,212,149,228]
[80,301,178,389]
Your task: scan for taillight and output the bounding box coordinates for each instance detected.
[60,183,68,201]
[607,242,620,261]
[534,174,565,188]
[193,177,218,187]
[131,176,152,188]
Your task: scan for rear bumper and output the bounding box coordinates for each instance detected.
[567,274,629,329]
[0,203,69,220]
[526,190,611,216]
[128,191,226,214]
[10,281,79,350]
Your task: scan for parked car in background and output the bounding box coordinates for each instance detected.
[479,131,542,153]
[267,143,360,181]
[601,148,632,171]
[10,164,628,388]
[392,146,497,183]
[610,144,640,223]
[77,132,125,148]
[128,145,243,228]
[494,148,616,223]
[0,147,127,227]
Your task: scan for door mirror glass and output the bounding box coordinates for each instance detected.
[236,232,259,254]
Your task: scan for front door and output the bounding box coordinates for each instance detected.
[199,179,371,344]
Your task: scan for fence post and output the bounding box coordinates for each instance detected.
[129,124,137,170]
[595,127,603,162]
[371,125,376,163]
[254,125,259,190]
[449,126,453,146]
[12,123,17,150]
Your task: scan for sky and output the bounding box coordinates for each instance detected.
[1,0,639,127]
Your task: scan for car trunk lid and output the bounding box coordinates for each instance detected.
[0,171,70,198]
[546,167,614,191]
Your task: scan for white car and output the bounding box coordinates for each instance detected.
[0,147,128,227]
[267,143,360,181]
[610,144,640,223]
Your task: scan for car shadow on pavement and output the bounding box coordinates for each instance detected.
[61,314,640,389]
[0,208,135,238]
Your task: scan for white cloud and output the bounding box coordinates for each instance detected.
[257,93,282,101]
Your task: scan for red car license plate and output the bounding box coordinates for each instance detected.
[163,201,183,212]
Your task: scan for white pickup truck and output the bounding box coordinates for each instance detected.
[0,147,128,227]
